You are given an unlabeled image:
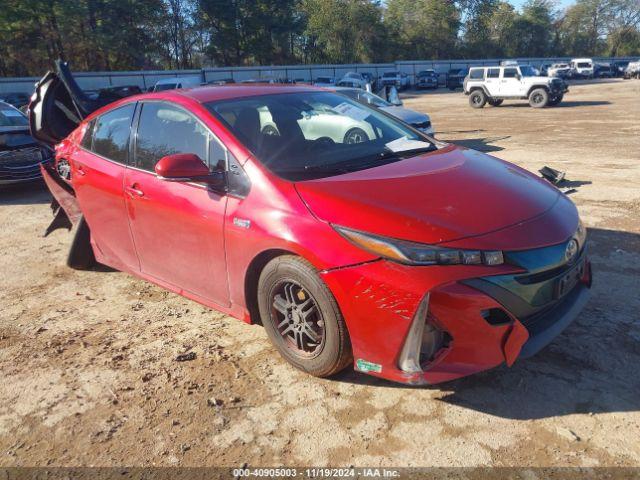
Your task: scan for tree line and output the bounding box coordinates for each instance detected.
[1,0,639,77]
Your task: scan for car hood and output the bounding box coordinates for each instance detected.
[378,106,429,125]
[295,144,563,247]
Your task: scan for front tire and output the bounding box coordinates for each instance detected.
[257,255,352,377]
[529,88,549,108]
[343,127,368,144]
[548,94,563,106]
[469,90,487,108]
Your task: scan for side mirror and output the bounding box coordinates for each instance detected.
[155,153,226,190]
[515,73,522,80]
[388,86,403,106]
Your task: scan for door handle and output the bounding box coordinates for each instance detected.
[125,184,145,197]
[76,165,86,176]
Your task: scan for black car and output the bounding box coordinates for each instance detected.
[0,101,51,185]
[612,61,630,77]
[416,70,438,89]
[446,68,468,90]
[594,64,614,78]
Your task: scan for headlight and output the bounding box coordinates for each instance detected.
[334,226,504,266]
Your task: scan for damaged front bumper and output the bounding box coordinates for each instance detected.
[40,160,82,235]
[321,246,591,385]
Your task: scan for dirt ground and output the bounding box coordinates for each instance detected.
[0,79,639,468]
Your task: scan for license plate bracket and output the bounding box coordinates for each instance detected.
[554,259,585,299]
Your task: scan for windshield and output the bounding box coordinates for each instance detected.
[339,89,391,107]
[206,92,434,181]
[519,66,537,77]
[0,105,28,127]
[577,62,591,68]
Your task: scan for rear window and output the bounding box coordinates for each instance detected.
[0,106,28,127]
[469,69,484,80]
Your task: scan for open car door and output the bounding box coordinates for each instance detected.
[28,60,105,147]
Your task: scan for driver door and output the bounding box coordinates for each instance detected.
[499,67,523,97]
[124,101,230,306]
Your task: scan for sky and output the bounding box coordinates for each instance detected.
[508,0,574,11]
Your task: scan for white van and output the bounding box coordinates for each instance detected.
[152,76,201,92]
[570,58,594,78]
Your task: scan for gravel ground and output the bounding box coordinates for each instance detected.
[0,79,639,468]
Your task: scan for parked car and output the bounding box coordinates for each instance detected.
[570,58,594,78]
[331,87,434,135]
[208,78,236,86]
[313,77,336,87]
[0,101,51,185]
[0,92,31,109]
[416,70,438,89]
[464,65,568,108]
[153,76,201,92]
[547,63,572,79]
[624,61,640,79]
[446,68,468,90]
[324,87,433,135]
[379,71,410,90]
[594,64,614,78]
[612,61,630,77]
[336,72,369,89]
[28,60,592,385]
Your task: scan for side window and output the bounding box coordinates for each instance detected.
[503,68,518,78]
[209,135,227,171]
[80,119,95,150]
[487,68,500,78]
[469,69,484,80]
[92,104,135,163]
[135,102,209,172]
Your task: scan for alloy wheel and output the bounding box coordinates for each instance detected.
[270,281,325,357]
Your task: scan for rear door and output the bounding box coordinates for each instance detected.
[499,67,523,97]
[71,103,140,270]
[123,101,230,306]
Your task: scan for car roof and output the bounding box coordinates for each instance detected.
[173,84,323,103]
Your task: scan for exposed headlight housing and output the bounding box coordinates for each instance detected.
[334,225,505,266]
[575,219,587,249]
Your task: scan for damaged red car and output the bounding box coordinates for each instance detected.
[29,62,592,385]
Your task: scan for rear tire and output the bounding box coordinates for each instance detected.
[469,90,487,108]
[529,88,549,108]
[257,255,352,377]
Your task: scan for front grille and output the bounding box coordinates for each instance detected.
[0,148,48,181]
[0,147,45,166]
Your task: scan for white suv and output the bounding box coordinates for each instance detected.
[464,65,568,108]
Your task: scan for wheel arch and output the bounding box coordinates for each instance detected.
[527,84,550,97]
[243,248,298,325]
[469,85,490,97]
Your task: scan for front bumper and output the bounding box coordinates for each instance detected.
[322,250,592,385]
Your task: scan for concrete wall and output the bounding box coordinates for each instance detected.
[0,57,636,95]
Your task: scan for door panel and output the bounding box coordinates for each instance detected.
[71,104,139,270]
[499,68,523,97]
[125,101,230,306]
[124,170,228,304]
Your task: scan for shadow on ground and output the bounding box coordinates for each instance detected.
[335,227,640,420]
[0,181,50,206]
[498,100,611,108]
[448,136,509,152]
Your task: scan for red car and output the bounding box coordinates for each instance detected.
[29,62,591,385]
